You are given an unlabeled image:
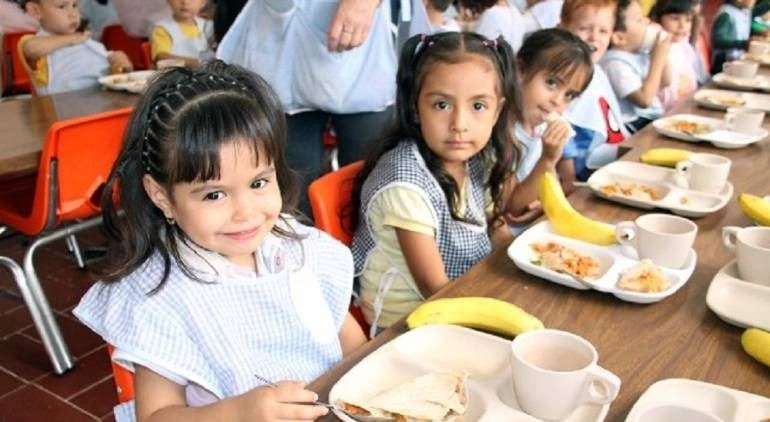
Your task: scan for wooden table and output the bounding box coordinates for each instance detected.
[309,95,770,421]
[0,88,137,178]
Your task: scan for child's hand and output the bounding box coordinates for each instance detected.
[70,31,91,46]
[650,30,671,62]
[505,200,542,225]
[237,381,328,422]
[541,117,571,162]
[108,51,133,74]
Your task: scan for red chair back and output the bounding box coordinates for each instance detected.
[101,24,148,70]
[107,344,135,403]
[2,31,34,94]
[140,41,153,69]
[307,161,363,246]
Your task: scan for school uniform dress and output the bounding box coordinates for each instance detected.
[151,16,212,60]
[351,141,491,336]
[526,0,563,29]
[658,39,699,111]
[600,49,664,131]
[73,219,353,422]
[711,3,752,74]
[23,29,110,95]
[473,2,532,52]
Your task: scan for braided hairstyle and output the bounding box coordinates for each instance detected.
[350,32,521,232]
[100,60,299,291]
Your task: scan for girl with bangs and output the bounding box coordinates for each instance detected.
[351,32,557,337]
[512,28,593,222]
[74,61,365,422]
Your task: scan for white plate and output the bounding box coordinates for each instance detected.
[713,72,770,92]
[625,378,770,422]
[706,260,770,331]
[586,161,733,218]
[742,51,770,66]
[693,88,770,112]
[508,221,696,304]
[328,324,610,422]
[652,114,768,148]
[98,70,155,93]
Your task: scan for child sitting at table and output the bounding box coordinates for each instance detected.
[461,0,532,51]
[710,0,756,74]
[150,0,212,68]
[600,0,670,133]
[651,0,703,110]
[559,0,629,180]
[19,0,132,95]
[351,32,568,336]
[73,61,365,421]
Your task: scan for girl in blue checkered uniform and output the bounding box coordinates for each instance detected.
[350,32,571,336]
[73,61,366,422]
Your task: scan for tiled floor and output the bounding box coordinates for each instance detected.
[0,227,117,421]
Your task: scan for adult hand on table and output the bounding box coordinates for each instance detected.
[327,0,380,52]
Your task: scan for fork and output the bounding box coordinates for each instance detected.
[254,375,395,422]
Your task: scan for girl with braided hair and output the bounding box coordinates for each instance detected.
[74,60,365,422]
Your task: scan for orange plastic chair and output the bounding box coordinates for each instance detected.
[2,31,34,94]
[101,24,148,70]
[107,344,135,403]
[0,107,131,374]
[140,41,153,69]
[307,161,369,335]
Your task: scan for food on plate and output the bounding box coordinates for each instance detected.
[617,259,669,293]
[599,182,663,201]
[640,148,691,167]
[738,193,770,226]
[741,328,770,368]
[700,94,746,107]
[530,241,602,279]
[104,72,151,91]
[406,297,543,336]
[664,119,711,135]
[338,371,469,421]
[680,197,689,205]
[540,172,617,245]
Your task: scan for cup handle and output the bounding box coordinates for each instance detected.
[581,366,621,406]
[722,226,740,251]
[615,221,636,247]
[674,160,692,189]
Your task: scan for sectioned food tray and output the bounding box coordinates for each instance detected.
[328,324,609,421]
[706,260,770,332]
[652,114,768,149]
[508,221,697,304]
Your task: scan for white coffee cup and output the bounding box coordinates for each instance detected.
[674,152,731,194]
[723,60,759,78]
[639,24,667,53]
[749,40,770,55]
[722,226,770,286]
[510,329,621,421]
[615,214,697,269]
[725,106,765,133]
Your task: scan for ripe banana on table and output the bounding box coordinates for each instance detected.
[539,172,617,246]
[741,328,770,367]
[640,148,691,167]
[406,297,544,337]
[738,193,770,226]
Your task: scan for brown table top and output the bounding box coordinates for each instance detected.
[0,88,137,178]
[309,95,770,420]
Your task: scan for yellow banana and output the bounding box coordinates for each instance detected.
[741,328,770,367]
[640,148,691,167]
[738,193,770,226]
[406,297,544,337]
[539,172,617,245]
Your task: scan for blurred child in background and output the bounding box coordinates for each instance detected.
[151,0,212,68]
[711,0,756,74]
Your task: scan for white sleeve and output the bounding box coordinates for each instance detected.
[601,59,643,99]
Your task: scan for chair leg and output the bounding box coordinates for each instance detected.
[65,234,85,269]
[20,217,103,375]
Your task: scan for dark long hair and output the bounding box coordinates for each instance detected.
[100,60,300,292]
[351,32,521,231]
[650,0,693,22]
[517,28,594,92]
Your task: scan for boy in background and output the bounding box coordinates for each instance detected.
[20,0,132,95]
[560,0,629,181]
[151,0,212,68]
[711,0,756,74]
[600,0,670,132]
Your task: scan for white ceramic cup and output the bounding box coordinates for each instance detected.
[636,404,723,422]
[725,106,765,133]
[749,40,770,55]
[615,214,697,269]
[639,23,667,53]
[723,60,759,78]
[722,226,770,286]
[674,152,732,194]
[510,329,621,421]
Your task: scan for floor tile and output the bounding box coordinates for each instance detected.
[69,377,118,419]
[0,306,33,339]
[0,368,25,397]
[0,334,52,381]
[36,348,111,399]
[23,313,104,359]
[0,384,97,421]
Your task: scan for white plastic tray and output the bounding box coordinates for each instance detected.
[585,161,733,218]
[693,88,770,112]
[98,70,155,93]
[328,324,609,421]
[706,260,770,332]
[713,72,770,92]
[507,221,696,304]
[742,51,770,66]
[625,378,770,422]
[652,114,768,149]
